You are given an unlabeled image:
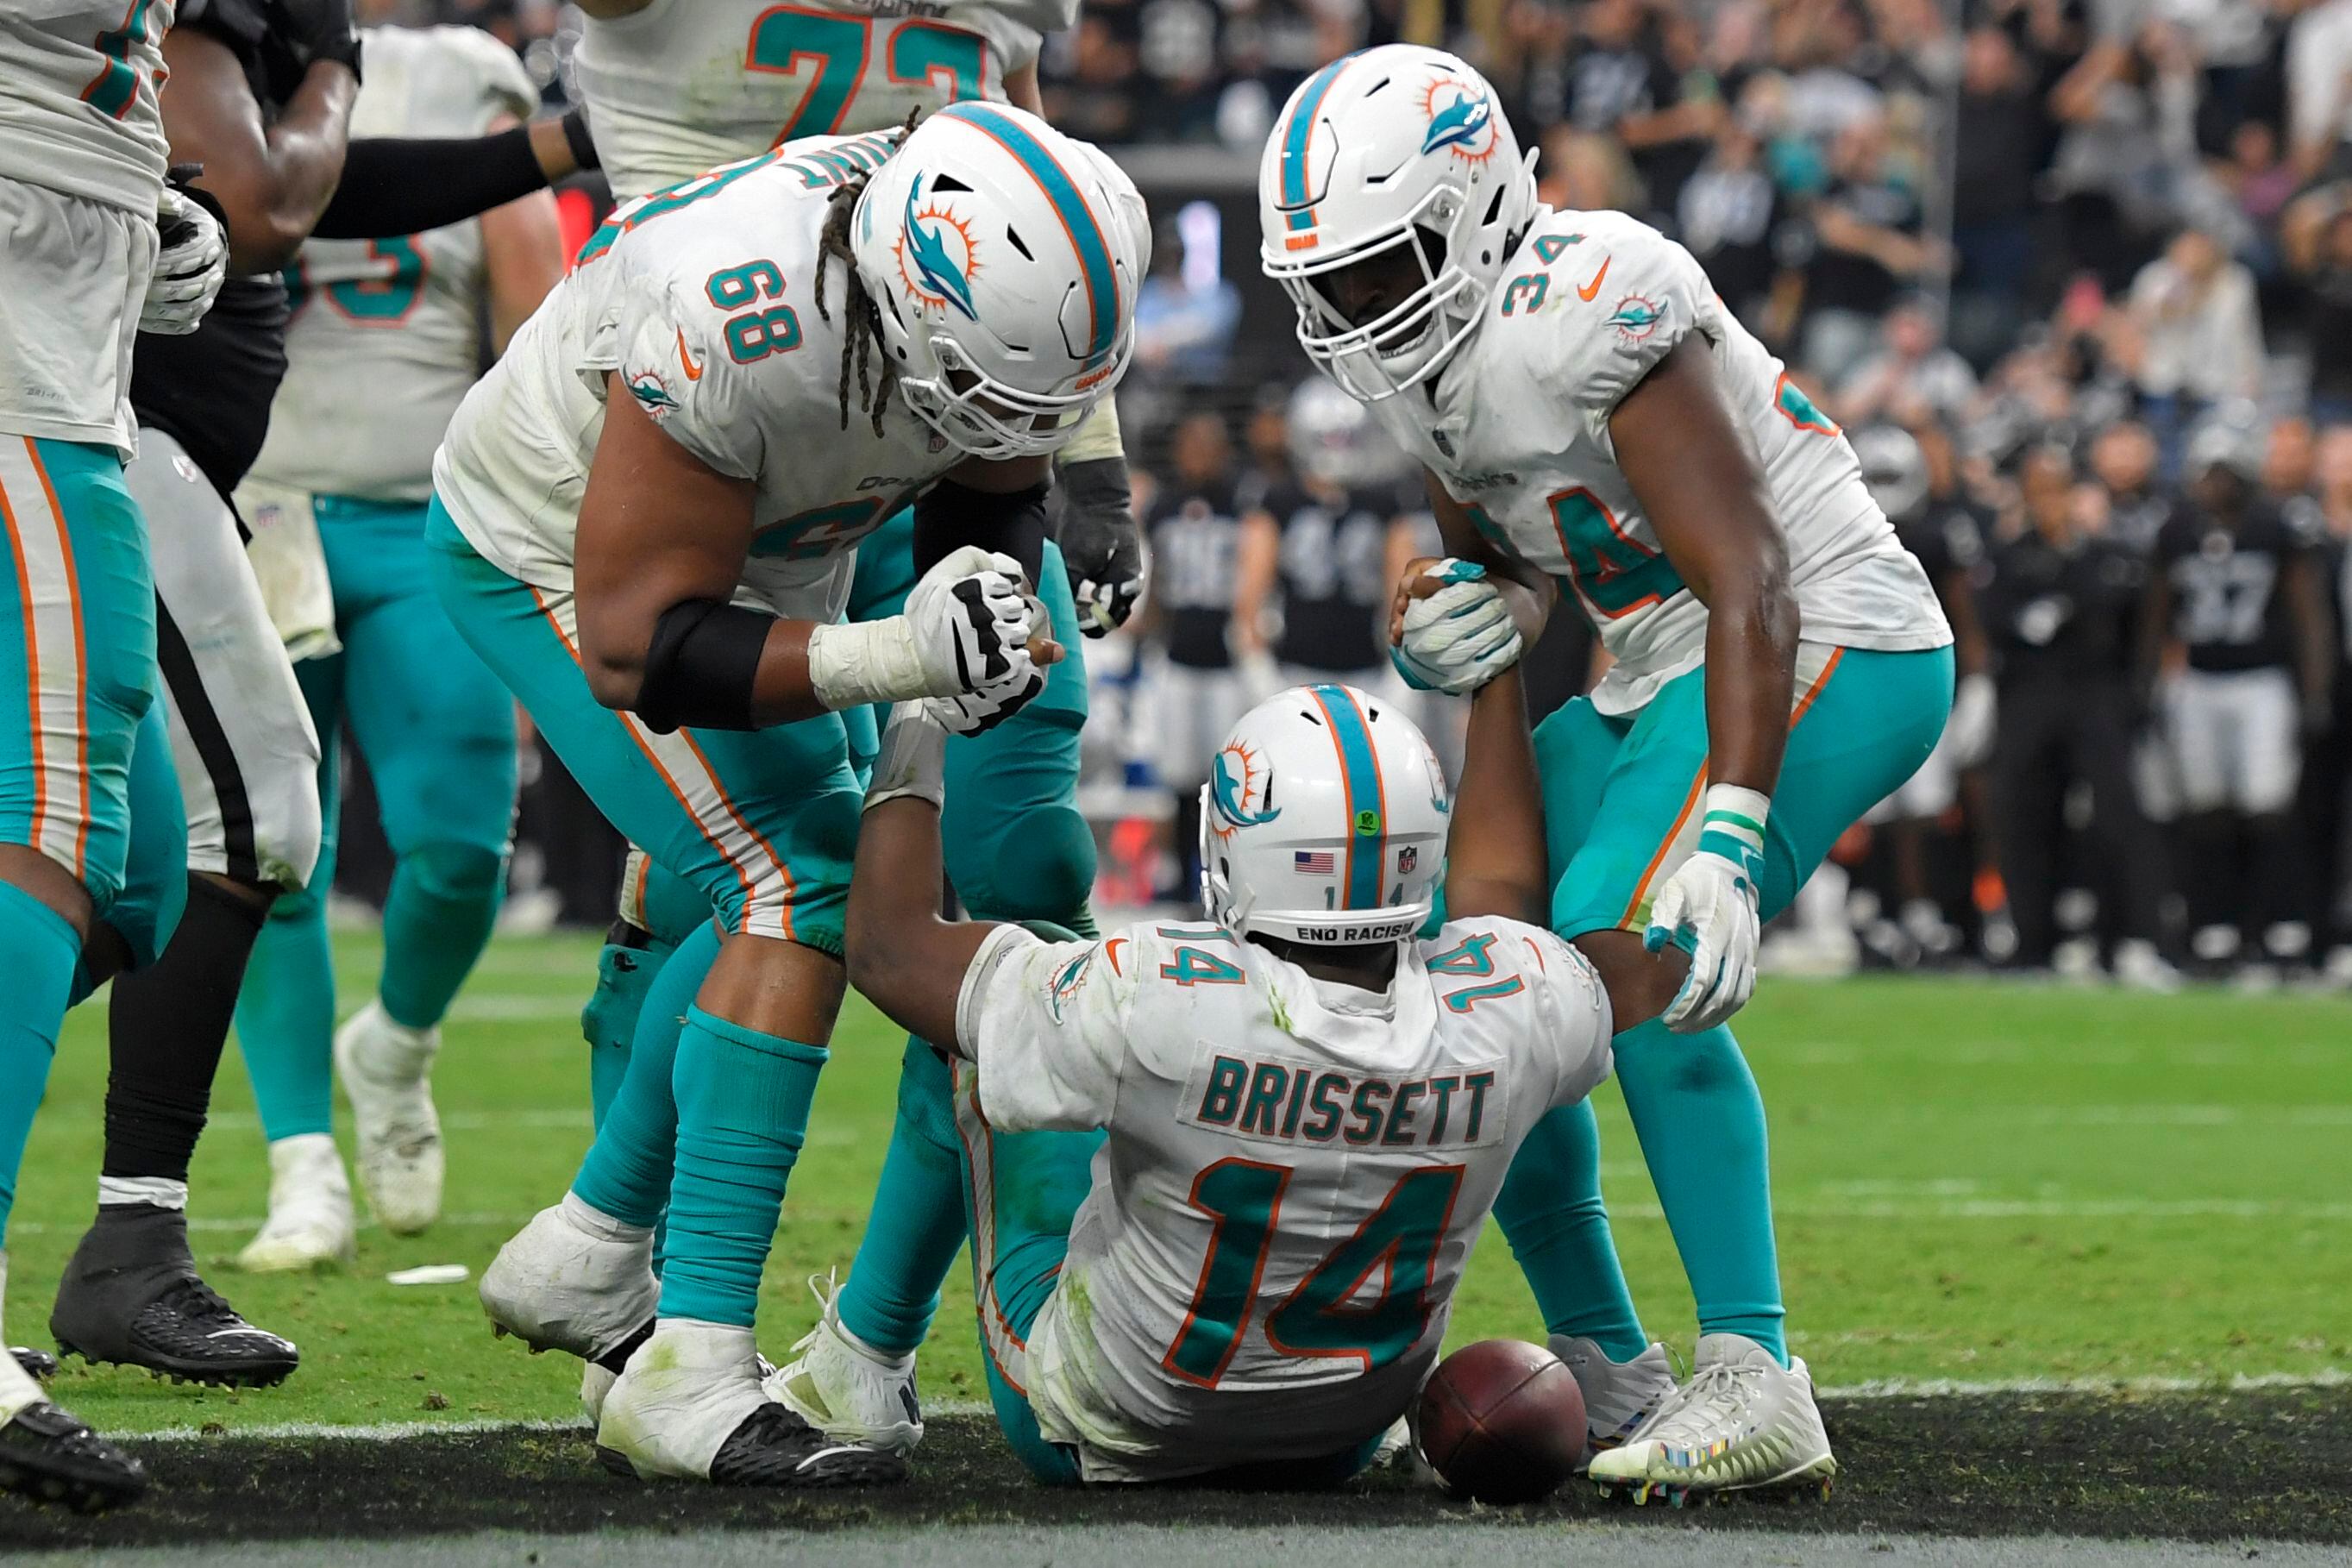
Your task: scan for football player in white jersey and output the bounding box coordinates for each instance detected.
[554,0,1145,1451]
[454,104,1146,1484]
[844,656,1609,1483]
[1258,46,1955,1498]
[222,14,566,1273]
[0,0,226,1511]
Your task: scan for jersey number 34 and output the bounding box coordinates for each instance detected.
[1163,1158,1465,1387]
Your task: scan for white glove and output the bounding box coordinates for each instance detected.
[142,184,228,336]
[928,586,1050,735]
[1391,559,1523,694]
[806,546,1044,711]
[1946,672,1996,768]
[1644,785,1768,1034]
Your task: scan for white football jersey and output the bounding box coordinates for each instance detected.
[572,0,1075,202]
[433,132,950,622]
[0,0,175,212]
[249,27,539,503]
[1366,207,1951,716]
[955,915,1613,1482]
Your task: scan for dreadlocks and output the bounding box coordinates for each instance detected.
[815,107,923,437]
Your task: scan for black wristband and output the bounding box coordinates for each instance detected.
[561,107,601,174]
[913,477,1051,583]
[637,599,773,734]
[1054,456,1130,521]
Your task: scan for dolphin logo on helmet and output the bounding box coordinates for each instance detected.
[900,174,979,321]
[1208,743,1282,838]
[1421,88,1492,158]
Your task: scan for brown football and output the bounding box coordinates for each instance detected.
[1414,1339,1587,1504]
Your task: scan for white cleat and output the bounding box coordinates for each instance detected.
[1548,1335,1677,1463]
[601,1320,906,1487]
[335,1000,444,1234]
[762,1273,922,1456]
[479,1195,657,1364]
[1586,1333,1835,1502]
[237,1133,356,1272]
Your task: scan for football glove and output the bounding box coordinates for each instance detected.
[1390,558,1522,693]
[141,181,228,336]
[1055,456,1143,637]
[264,0,362,78]
[1644,786,1769,1034]
[807,547,1043,712]
[1946,672,1996,768]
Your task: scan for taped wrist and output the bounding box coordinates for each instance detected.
[637,599,772,734]
[1057,397,1125,464]
[1696,784,1770,870]
[806,616,931,710]
[865,706,949,812]
[913,477,1048,581]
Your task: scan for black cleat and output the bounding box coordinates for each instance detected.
[9,1347,57,1383]
[0,1400,147,1513]
[708,1403,908,1488]
[595,1404,909,1488]
[50,1204,299,1389]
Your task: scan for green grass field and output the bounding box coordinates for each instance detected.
[5,931,2346,1437]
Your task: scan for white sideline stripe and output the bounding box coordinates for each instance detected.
[15,1193,2352,1239]
[126,1372,2352,1443]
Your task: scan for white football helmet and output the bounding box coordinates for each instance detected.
[1201,684,1450,946]
[1258,46,1537,401]
[1287,375,1412,489]
[852,103,1147,459]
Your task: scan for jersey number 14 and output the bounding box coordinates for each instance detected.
[1163,1158,1465,1387]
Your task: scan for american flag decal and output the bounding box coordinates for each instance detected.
[1294,850,1335,875]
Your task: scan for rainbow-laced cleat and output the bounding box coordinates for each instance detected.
[1586,1333,1835,1502]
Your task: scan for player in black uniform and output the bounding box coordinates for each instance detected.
[1979,443,2172,975]
[46,0,599,1389]
[2142,420,2334,975]
[1850,424,1995,965]
[1232,380,1414,696]
[1139,411,1251,908]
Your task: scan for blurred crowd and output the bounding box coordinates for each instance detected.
[361,0,2352,984]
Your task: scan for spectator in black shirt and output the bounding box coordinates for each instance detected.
[2284,198,2352,426]
[2143,421,2335,970]
[1678,116,1783,323]
[1797,112,1937,383]
[1979,444,2174,976]
[1560,0,1722,220]
[1952,25,2057,366]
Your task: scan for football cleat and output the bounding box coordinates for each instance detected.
[1587,1333,1835,1501]
[335,1000,444,1234]
[598,1321,905,1487]
[49,1205,299,1388]
[762,1273,922,1456]
[10,1347,57,1382]
[238,1133,357,1272]
[1549,1335,1677,1462]
[0,1354,146,1515]
[480,1195,658,1364]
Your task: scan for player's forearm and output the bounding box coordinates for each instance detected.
[1700,566,1799,793]
[311,118,589,242]
[850,715,1000,1049]
[1442,668,1549,925]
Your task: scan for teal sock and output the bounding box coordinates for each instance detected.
[572,920,715,1228]
[582,936,674,1132]
[0,881,79,1243]
[1615,1017,1787,1364]
[1492,1097,1648,1362]
[234,884,336,1139]
[379,841,505,1030]
[659,1005,828,1327]
[834,1038,966,1357]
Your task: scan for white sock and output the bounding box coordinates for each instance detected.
[562,1189,652,1245]
[99,1176,188,1211]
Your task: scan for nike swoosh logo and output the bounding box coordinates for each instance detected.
[1105,937,1128,975]
[1577,256,1611,302]
[676,328,704,381]
[207,1328,292,1343]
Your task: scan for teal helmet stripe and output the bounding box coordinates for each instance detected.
[943,103,1120,367]
[1279,58,1349,210]
[1308,686,1388,911]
